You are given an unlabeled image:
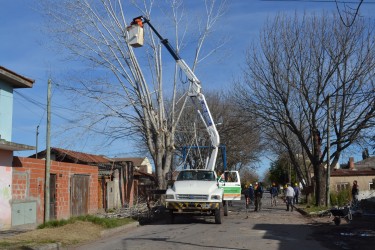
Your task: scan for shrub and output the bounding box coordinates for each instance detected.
[330,189,350,207]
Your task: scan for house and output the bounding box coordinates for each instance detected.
[33,148,156,210]
[330,157,375,200]
[0,67,99,230]
[110,158,156,205]
[114,157,153,174]
[0,66,35,230]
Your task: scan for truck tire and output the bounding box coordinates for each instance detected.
[168,211,175,224]
[224,201,228,216]
[333,216,341,226]
[215,207,222,224]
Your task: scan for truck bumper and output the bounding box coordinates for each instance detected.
[166,201,221,212]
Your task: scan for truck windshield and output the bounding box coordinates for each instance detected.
[177,171,215,181]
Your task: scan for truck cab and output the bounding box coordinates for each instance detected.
[165,169,224,224]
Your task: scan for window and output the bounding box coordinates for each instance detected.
[224,172,238,183]
[369,182,375,190]
[177,171,215,181]
[336,182,349,192]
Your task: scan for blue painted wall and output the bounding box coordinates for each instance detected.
[0,80,13,141]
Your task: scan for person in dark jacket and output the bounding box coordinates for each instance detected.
[293,183,300,204]
[270,183,278,206]
[244,185,250,208]
[352,180,359,202]
[249,184,255,206]
[254,182,264,212]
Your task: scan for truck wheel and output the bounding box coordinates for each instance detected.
[333,216,341,226]
[224,201,228,216]
[215,207,222,224]
[168,211,175,224]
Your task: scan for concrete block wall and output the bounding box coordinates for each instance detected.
[12,157,98,224]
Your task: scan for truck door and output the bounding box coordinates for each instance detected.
[218,171,241,201]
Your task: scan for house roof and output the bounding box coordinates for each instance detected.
[331,168,375,177]
[54,148,110,163]
[30,148,154,175]
[0,139,35,151]
[0,66,34,88]
[354,156,375,169]
[110,157,146,166]
[30,147,110,164]
[134,170,155,179]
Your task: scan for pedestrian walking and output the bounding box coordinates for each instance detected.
[270,183,278,206]
[254,182,264,212]
[244,185,250,208]
[284,183,295,212]
[249,184,255,206]
[293,183,300,204]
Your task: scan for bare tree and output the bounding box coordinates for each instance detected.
[173,91,262,172]
[41,0,227,190]
[240,168,259,186]
[264,121,313,190]
[234,12,375,206]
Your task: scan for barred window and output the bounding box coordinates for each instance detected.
[336,182,349,192]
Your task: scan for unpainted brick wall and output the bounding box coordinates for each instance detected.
[12,157,98,224]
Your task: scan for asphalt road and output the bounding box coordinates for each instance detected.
[70,193,329,250]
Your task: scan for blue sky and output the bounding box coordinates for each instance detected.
[1,0,374,177]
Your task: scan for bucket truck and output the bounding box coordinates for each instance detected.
[128,16,240,224]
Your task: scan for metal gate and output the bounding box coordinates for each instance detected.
[70,175,89,216]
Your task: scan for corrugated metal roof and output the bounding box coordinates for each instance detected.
[52,147,110,163]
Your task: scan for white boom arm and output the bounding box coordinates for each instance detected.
[129,16,220,171]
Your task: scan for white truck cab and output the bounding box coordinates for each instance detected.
[165,169,224,224]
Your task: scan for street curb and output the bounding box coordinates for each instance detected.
[100,221,140,237]
[27,242,62,250]
[294,206,309,216]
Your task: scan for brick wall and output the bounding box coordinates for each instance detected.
[12,157,98,224]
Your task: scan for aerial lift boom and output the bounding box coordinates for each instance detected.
[128,16,220,171]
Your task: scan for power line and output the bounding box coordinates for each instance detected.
[14,90,76,123]
[260,0,375,3]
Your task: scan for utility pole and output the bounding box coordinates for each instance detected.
[326,96,331,207]
[36,125,39,158]
[44,79,51,222]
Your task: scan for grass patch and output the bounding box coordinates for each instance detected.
[301,205,328,214]
[0,242,12,248]
[38,215,135,229]
[0,216,136,249]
